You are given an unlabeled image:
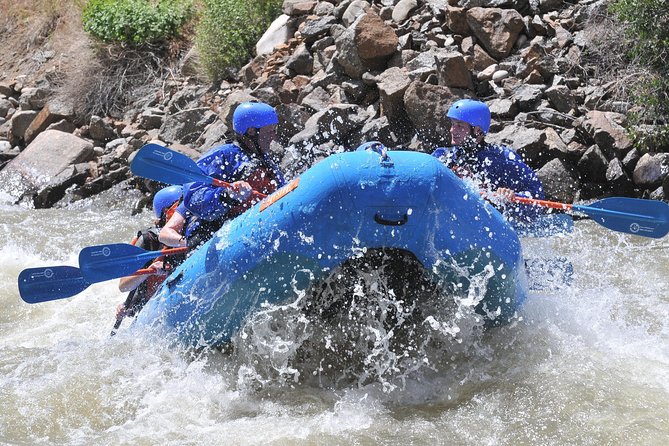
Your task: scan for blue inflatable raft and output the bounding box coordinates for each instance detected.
[135,148,528,348]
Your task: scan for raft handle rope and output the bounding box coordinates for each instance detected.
[356,141,394,167]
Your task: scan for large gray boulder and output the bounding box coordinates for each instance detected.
[282,0,317,16]
[18,86,51,111]
[392,0,419,23]
[606,158,635,197]
[487,124,548,168]
[582,111,633,159]
[334,12,398,79]
[436,51,473,90]
[632,153,669,190]
[377,67,412,128]
[466,8,524,60]
[342,1,371,27]
[355,13,398,61]
[289,104,366,148]
[160,108,217,145]
[89,115,118,143]
[403,81,461,147]
[24,98,75,144]
[536,158,581,202]
[9,110,38,141]
[256,14,294,56]
[577,144,609,183]
[0,130,94,206]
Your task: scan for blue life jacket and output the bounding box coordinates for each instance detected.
[432,143,545,223]
[183,142,286,222]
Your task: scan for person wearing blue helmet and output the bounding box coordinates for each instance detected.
[151,185,183,223]
[179,101,286,240]
[114,185,184,328]
[432,99,544,224]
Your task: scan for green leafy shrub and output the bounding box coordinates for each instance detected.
[82,0,193,45]
[195,0,282,80]
[610,0,669,152]
[609,0,669,68]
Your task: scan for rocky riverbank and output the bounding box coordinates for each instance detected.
[1,0,668,210]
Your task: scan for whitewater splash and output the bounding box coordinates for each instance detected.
[227,248,498,394]
[3,188,669,444]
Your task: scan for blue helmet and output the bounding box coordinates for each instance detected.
[232,102,279,135]
[152,185,182,219]
[446,99,491,134]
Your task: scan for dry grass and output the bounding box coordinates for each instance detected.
[578,6,648,104]
[1,0,198,122]
[63,45,172,121]
[62,25,198,121]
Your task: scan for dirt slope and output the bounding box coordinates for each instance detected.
[0,1,94,88]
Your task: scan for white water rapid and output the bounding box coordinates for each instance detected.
[2,186,668,445]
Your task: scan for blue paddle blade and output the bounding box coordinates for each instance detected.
[79,243,159,283]
[131,144,212,186]
[576,197,669,239]
[18,266,91,303]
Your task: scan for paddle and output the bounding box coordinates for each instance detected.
[18,265,158,304]
[79,243,188,283]
[130,143,267,199]
[512,196,669,239]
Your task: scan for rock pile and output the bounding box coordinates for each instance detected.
[1,0,668,209]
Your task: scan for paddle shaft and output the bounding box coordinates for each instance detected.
[128,267,165,276]
[115,265,170,333]
[511,196,571,210]
[211,178,267,200]
[111,267,165,335]
[129,247,189,270]
[151,246,188,257]
[509,194,669,238]
[79,243,189,284]
[512,196,659,222]
[111,317,123,335]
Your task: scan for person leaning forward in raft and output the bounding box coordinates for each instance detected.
[116,185,183,322]
[171,102,287,244]
[432,99,545,225]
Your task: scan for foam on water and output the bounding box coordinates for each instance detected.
[2,191,669,444]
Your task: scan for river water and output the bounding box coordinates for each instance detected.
[2,185,668,445]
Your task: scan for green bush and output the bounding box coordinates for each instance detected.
[82,0,193,45]
[610,0,669,152]
[610,0,669,68]
[195,0,282,80]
